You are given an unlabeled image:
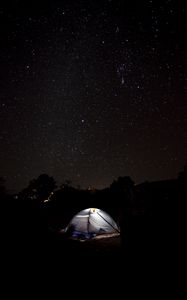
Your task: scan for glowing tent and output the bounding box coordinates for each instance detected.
[65,208,120,239]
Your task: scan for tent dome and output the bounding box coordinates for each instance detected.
[65,208,120,239]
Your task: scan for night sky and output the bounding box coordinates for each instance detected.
[0,0,186,193]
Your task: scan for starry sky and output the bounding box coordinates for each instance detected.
[0,0,186,193]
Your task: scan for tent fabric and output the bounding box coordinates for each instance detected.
[66,208,119,239]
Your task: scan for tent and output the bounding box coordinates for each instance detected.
[65,208,120,239]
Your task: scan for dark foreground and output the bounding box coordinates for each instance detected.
[2,215,175,297]
[1,192,178,294]
[3,227,155,276]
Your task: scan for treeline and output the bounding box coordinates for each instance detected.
[1,164,187,255]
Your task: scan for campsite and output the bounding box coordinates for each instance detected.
[1,166,186,292]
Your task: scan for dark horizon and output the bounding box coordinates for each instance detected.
[2,163,186,195]
[1,0,186,194]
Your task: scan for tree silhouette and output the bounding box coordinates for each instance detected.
[110,176,134,194]
[19,174,57,202]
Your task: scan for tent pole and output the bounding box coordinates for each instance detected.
[97,212,120,233]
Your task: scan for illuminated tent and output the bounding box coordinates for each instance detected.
[65,208,120,239]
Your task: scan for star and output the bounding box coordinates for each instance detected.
[0,0,186,192]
